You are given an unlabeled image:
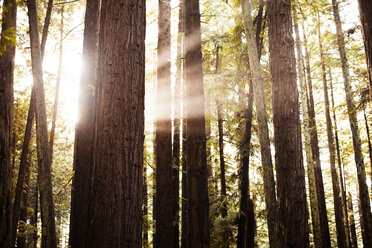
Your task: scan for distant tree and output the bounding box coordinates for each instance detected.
[69,0,100,247]
[267,0,309,246]
[0,0,16,247]
[184,0,210,245]
[85,0,145,246]
[332,0,372,246]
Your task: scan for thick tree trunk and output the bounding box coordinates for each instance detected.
[357,0,372,100]
[318,18,347,248]
[267,0,309,246]
[0,0,16,246]
[332,1,372,246]
[241,0,279,247]
[184,0,210,246]
[27,0,57,247]
[155,0,175,246]
[348,194,358,248]
[85,0,145,246]
[296,22,322,248]
[69,0,100,247]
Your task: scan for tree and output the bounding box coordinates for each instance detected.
[27,0,58,246]
[357,0,372,99]
[85,0,146,246]
[240,0,278,247]
[184,0,210,245]
[0,0,16,246]
[69,0,100,247]
[332,0,372,246]
[154,0,175,246]
[267,0,309,246]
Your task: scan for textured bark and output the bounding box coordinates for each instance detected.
[303,29,331,248]
[241,0,279,247]
[318,18,347,248]
[332,1,372,246]
[155,0,175,246]
[69,1,100,247]
[347,194,358,248]
[296,22,322,248]
[267,0,309,246]
[357,0,372,100]
[0,0,16,246]
[85,0,145,246]
[27,0,57,247]
[184,0,210,245]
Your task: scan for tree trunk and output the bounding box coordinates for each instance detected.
[296,21,322,248]
[184,0,210,246]
[155,0,175,246]
[332,1,372,246]
[357,0,372,100]
[69,0,100,247]
[362,108,372,185]
[237,81,255,248]
[27,0,57,247]
[48,6,63,164]
[241,0,279,247]
[12,1,54,246]
[29,184,38,248]
[85,0,145,246]
[318,16,347,248]
[0,0,16,246]
[267,0,309,246]
[303,26,332,248]
[143,163,149,247]
[347,193,358,248]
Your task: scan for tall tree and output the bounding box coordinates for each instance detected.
[27,0,57,247]
[85,0,145,246]
[348,193,358,248]
[267,0,309,246]
[0,0,16,246]
[154,0,175,246]
[184,0,210,245]
[69,1,100,247]
[240,0,278,247]
[303,20,332,248]
[332,0,372,246]
[296,21,322,248]
[357,0,372,99]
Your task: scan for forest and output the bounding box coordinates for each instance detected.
[0,0,371,247]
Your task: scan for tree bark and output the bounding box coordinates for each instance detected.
[357,0,372,100]
[241,0,279,247]
[317,16,347,248]
[27,0,57,247]
[347,193,358,248]
[0,0,16,246]
[85,0,145,246]
[296,21,322,248]
[267,0,309,246]
[69,0,100,247]
[332,1,372,246]
[155,0,175,246]
[184,0,210,246]
[362,108,372,186]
